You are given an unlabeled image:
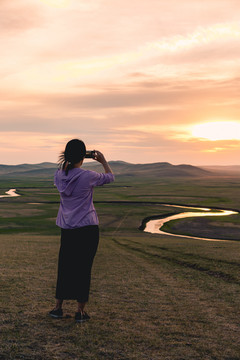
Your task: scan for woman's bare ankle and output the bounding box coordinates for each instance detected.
[55,299,63,310]
[77,301,86,314]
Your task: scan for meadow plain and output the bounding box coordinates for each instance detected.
[0,173,240,360]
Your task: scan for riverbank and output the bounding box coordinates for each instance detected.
[162,215,240,241]
[143,205,239,241]
[1,176,240,358]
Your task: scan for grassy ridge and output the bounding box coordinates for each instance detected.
[0,176,240,359]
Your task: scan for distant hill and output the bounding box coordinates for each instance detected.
[82,161,210,177]
[202,165,240,175]
[0,162,55,174]
[0,161,211,179]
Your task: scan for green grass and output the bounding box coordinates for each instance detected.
[0,176,240,359]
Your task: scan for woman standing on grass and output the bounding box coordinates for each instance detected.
[49,139,114,322]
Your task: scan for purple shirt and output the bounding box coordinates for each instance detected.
[54,168,114,229]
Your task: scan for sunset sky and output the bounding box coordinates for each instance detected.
[1,0,240,165]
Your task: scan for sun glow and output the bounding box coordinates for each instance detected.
[39,0,71,8]
[191,121,240,141]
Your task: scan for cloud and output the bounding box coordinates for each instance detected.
[23,77,240,115]
[0,1,44,35]
[147,23,240,54]
[1,75,240,138]
[1,0,240,165]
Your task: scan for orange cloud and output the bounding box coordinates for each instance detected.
[1,0,240,165]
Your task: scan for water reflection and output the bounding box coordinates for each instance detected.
[144,204,238,241]
[0,189,20,198]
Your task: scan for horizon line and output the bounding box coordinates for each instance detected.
[0,161,240,167]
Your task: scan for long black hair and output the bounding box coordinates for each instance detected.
[58,139,86,175]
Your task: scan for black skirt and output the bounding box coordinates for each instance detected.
[55,225,99,303]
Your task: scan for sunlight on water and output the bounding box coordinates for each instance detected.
[144,205,238,241]
[0,189,20,198]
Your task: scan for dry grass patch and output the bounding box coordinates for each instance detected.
[1,232,240,359]
[0,208,44,218]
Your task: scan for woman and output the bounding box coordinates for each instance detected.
[49,139,114,322]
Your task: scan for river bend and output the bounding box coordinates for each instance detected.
[0,189,238,241]
[0,189,20,198]
[144,204,238,241]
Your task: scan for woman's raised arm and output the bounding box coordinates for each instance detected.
[93,151,113,174]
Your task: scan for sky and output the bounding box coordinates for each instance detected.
[1,0,240,165]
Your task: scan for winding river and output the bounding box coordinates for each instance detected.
[0,189,20,198]
[0,189,238,241]
[144,204,238,241]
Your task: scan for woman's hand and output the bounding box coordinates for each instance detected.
[93,150,106,164]
[93,151,113,174]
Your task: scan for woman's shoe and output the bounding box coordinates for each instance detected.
[75,312,90,323]
[49,308,63,318]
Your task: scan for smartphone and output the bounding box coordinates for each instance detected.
[85,150,95,159]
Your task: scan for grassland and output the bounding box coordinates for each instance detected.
[0,175,240,359]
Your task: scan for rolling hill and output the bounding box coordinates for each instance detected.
[0,161,211,179]
[202,165,240,175]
